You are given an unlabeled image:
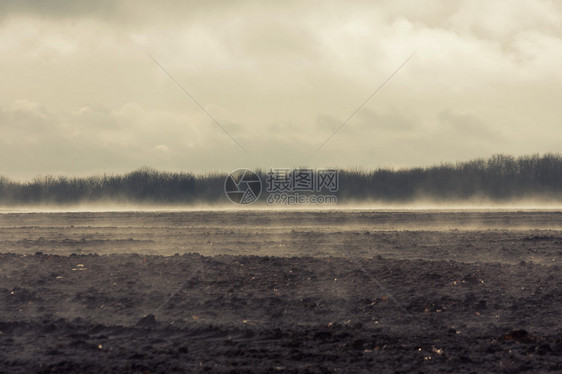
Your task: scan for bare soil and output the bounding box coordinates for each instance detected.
[0,210,561,373]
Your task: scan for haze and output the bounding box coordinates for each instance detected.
[1,0,561,179]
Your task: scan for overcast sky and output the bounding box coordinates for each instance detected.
[1,0,561,179]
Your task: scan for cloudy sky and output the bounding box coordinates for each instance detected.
[1,0,561,179]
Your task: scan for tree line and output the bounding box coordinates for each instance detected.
[1,154,561,206]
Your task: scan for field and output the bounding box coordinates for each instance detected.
[1,210,561,373]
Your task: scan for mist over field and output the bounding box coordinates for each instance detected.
[1,153,562,207]
[2,1,562,372]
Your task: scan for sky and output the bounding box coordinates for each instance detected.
[1,0,561,179]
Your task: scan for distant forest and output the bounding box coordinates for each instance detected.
[1,154,562,206]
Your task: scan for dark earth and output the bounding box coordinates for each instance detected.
[0,210,561,373]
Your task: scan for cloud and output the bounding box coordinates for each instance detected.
[0,0,561,178]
